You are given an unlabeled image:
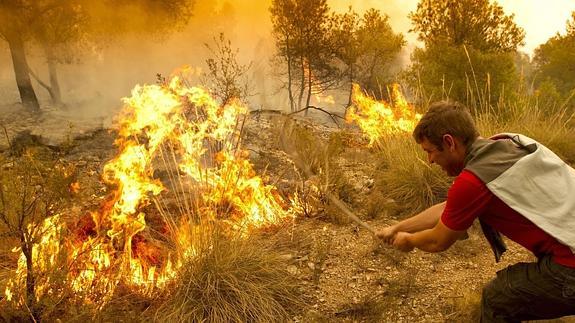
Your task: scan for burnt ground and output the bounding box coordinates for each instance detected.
[0,104,574,322]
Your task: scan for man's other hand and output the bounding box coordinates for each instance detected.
[392,232,414,252]
[376,225,398,245]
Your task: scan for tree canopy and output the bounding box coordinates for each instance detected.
[533,12,575,97]
[410,0,524,52]
[405,0,525,107]
[330,8,404,103]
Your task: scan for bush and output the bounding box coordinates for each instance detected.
[154,233,303,322]
[476,100,575,165]
[373,135,451,217]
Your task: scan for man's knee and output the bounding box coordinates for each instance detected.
[480,268,523,322]
[481,279,503,321]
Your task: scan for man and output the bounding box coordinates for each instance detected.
[377,101,575,322]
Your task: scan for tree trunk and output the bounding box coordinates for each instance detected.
[44,45,62,105]
[21,235,38,320]
[286,35,295,112]
[305,64,312,116]
[6,33,40,111]
[347,64,355,108]
[297,56,305,111]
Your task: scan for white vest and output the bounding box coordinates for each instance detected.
[466,133,575,254]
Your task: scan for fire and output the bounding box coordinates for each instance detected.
[69,181,80,193]
[346,83,421,145]
[303,59,335,107]
[5,75,298,306]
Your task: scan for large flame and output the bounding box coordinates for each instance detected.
[5,76,298,306]
[346,83,421,145]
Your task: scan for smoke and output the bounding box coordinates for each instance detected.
[0,0,418,116]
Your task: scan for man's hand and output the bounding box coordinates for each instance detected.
[392,232,414,252]
[376,225,398,245]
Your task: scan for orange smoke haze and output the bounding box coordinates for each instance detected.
[0,0,574,115]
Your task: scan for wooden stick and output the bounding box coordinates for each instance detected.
[279,119,376,236]
[323,191,377,235]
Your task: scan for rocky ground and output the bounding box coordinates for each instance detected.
[0,103,573,322]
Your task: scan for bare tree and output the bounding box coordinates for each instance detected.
[203,33,252,105]
[270,0,335,112]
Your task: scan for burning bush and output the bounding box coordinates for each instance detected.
[1,76,302,320]
[0,150,77,320]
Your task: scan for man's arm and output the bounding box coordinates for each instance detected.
[393,219,467,252]
[376,201,446,243]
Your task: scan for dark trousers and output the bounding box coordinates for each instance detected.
[481,255,575,322]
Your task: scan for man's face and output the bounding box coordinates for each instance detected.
[420,136,465,176]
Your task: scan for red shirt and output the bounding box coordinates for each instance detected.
[442,170,575,268]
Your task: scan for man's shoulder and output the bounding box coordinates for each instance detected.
[454,170,485,187]
[449,170,491,200]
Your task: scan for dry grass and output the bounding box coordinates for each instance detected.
[442,287,482,322]
[334,293,388,322]
[476,104,575,165]
[372,135,451,218]
[370,78,575,219]
[276,118,357,224]
[153,232,304,323]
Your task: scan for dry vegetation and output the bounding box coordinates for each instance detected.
[0,85,574,323]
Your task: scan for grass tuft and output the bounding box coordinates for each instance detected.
[154,232,304,322]
[373,136,451,217]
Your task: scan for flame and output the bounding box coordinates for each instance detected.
[5,75,299,306]
[302,59,335,107]
[346,83,421,145]
[69,182,81,194]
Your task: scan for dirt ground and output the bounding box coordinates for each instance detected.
[1,103,574,322]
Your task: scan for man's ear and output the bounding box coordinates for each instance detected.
[442,134,456,151]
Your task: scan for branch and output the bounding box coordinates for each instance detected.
[1,123,11,150]
[288,106,345,127]
[278,121,376,235]
[28,67,54,98]
[249,106,344,127]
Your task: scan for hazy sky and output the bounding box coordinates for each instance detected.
[1,0,575,108]
[329,0,575,55]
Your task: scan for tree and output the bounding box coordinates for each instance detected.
[270,0,335,112]
[410,0,524,52]
[533,12,575,98]
[0,0,195,110]
[0,0,41,110]
[270,0,297,111]
[329,7,361,107]
[203,33,252,105]
[355,9,405,99]
[329,8,404,106]
[406,0,525,106]
[406,43,517,107]
[29,1,89,106]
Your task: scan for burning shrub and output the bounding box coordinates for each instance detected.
[2,75,302,321]
[346,83,421,147]
[0,150,77,320]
